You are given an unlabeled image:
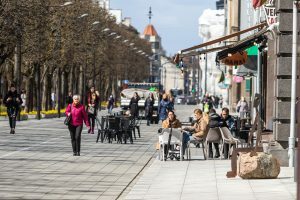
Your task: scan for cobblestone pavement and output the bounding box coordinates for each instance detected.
[0,105,198,200]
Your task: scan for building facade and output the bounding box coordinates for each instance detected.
[140,24,165,83]
[198,7,225,99]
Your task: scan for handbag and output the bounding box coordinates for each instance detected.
[64,104,72,126]
[64,115,71,126]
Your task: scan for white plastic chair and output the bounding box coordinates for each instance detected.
[205,127,222,160]
[220,127,243,159]
[158,128,183,161]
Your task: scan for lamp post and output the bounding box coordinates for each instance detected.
[77,13,89,105]
[51,1,73,118]
[289,0,299,169]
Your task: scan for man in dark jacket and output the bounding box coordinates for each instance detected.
[220,107,236,159]
[3,84,23,134]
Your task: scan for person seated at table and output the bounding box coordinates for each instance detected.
[162,110,181,129]
[183,109,208,152]
[159,110,182,156]
[220,107,236,159]
[208,109,221,158]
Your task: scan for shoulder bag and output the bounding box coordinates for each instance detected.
[64,104,72,126]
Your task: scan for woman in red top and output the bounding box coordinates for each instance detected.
[65,95,90,156]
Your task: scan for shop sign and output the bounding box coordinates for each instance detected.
[221,51,248,66]
[233,75,244,83]
[263,0,277,25]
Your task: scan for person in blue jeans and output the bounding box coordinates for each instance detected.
[107,95,114,114]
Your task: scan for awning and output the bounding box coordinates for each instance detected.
[215,28,269,62]
[174,22,267,63]
[179,22,267,54]
[236,65,257,77]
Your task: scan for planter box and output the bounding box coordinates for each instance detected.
[27,114,37,119]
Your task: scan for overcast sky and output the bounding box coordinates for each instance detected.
[110,0,216,56]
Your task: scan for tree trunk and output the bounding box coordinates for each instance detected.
[42,72,48,110]
[79,64,83,102]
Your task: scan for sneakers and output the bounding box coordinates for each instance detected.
[88,128,91,134]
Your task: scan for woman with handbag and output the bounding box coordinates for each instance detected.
[87,93,98,134]
[65,95,90,156]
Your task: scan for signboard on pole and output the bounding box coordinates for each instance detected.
[263,0,277,25]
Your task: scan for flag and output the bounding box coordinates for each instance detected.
[252,0,267,9]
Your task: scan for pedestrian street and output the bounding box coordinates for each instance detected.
[0,111,161,200]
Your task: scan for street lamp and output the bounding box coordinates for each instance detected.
[76,13,89,105]
[47,1,74,119]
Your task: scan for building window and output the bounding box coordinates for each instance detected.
[151,42,160,49]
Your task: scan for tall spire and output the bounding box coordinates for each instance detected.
[148,6,153,24]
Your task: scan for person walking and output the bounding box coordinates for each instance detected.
[158,94,171,122]
[236,96,248,119]
[202,93,213,113]
[3,84,23,134]
[20,89,26,110]
[66,92,73,105]
[65,95,90,156]
[51,92,56,109]
[129,92,140,118]
[87,93,98,134]
[107,95,115,114]
[145,93,154,126]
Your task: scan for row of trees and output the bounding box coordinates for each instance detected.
[0,0,152,113]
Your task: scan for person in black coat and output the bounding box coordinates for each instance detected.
[3,84,23,134]
[144,93,154,126]
[129,92,140,118]
[208,109,221,158]
[66,92,73,105]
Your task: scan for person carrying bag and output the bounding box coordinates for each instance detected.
[65,95,90,156]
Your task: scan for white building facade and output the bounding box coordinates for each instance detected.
[198,9,225,98]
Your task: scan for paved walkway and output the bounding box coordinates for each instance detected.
[0,105,297,199]
[125,158,296,200]
[0,110,159,200]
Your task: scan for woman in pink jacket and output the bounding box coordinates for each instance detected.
[65,95,90,156]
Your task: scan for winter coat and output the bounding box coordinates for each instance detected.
[158,99,171,121]
[129,96,140,117]
[144,97,154,117]
[162,118,182,129]
[65,103,90,127]
[107,96,115,108]
[208,113,221,128]
[237,100,248,112]
[4,90,23,112]
[185,117,208,140]
[220,115,235,131]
